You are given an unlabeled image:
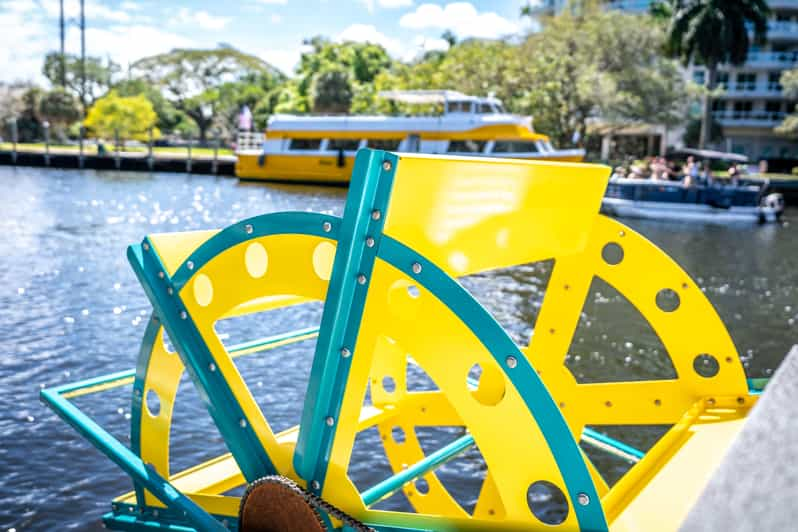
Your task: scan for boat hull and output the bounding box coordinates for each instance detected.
[235,150,585,184]
[602,197,782,223]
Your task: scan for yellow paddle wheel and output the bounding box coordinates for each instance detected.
[43,150,756,531]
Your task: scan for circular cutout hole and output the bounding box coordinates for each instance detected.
[467,363,483,388]
[601,242,624,265]
[245,242,269,278]
[415,477,430,495]
[312,241,336,281]
[382,375,396,393]
[193,273,213,307]
[693,354,720,378]
[467,362,505,406]
[527,480,569,525]
[145,389,161,418]
[391,426,405,444]
[655,288,680,312]
[407,285,420,298]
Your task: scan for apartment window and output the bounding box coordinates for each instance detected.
[366,139,401,151]
[711,100,727,116]
[733,101,753,118]
[766,101,783,119]
[492,141,540,153]
[447,140,486,153]
[287,138,322,150]
[693,70,705,85]
[716,72,729,90]
[327,139,360,151]
[768,72,783,91]
[735,72,756,91]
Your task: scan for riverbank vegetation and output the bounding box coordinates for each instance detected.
[0,1,794,152]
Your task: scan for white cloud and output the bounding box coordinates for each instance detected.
[259,49,301,76]
[270,13,282,23]
[337,24,403,56]
[400,2,519,39]
[174,8,231,31]
[379,0,413,7]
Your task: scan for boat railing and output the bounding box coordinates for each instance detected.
[236,131,265,152]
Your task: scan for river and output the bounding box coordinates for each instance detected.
[0,166,795,530]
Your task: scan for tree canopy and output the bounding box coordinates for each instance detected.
[84,90,159,142]
[43,52,119,111]
[39,88,81,140]
[776,68,798,137]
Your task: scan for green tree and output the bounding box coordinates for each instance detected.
[310,67,353,113]
[131,46,284,142]
[776,68,798,137]
[38,87,81,141]
[665,0,769,148]
[112,78,184,133]
[84,90,159,144]
[43,52,119,112]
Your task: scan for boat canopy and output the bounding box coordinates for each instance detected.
[378,90,499,105]
[669,148,749,163]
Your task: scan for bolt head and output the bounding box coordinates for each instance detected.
[209,362,216,372]
[577,493,590,506]
[506,356,517,369]
[311,480,320,490]
[180,311,187,320]
[167,287,174,295]
[357,274,367,285]
[322,221,332,233]
[382,160,392,171]
[158,271,165,279]
[239,418,247,428]
[143,242,150,251]
[340,347,351,358]
[187,261,194,270]
[244,224,253,234]
[365,236,375,247]
[411,262,422,274]
[325,416,335,426]
[371,209,381,221]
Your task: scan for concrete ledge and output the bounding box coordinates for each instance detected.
[681,345,798,531]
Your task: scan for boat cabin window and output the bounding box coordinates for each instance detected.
[492,140,540,153]
[327,139,360,151]
[367,139,401,151]
[446,101,472,114]
[478,103,493,114]
[447,140,486,153]
[288,138,322,150]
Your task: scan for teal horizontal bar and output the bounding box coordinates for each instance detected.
[361,434,475,506]
[227,326,319,355]
[582,428,644,461]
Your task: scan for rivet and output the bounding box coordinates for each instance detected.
[158,271,164,279]
[505,356,517,369]
[619,230,625,237]
[152,509,159,518]
[340,347,351,358]
[737,396,745,405]
[209,362,216,372]
[365,236,375,247]
[325,416,335,426]
[180,311,187,320]
[549,328,556,334]
[707,397,716,406]
[311,480,320,490]
[382,160,392,171]
[577,493,590,506]
[143,242,150,251]
[559,402,566,408]
[187,261,194,270]
[411,262,422,274]
[239,418,247,428]
[725,356,733,363]
[564,284,570,290]
[244,224,253,234]
[167,287,174,295]
[654,399,661,406]
[357,274,367,285]
[371,209,381,221]
[682,282,689,289]
[322,221,332,233]
[605,400,612,407]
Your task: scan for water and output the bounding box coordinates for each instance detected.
[0,166,795,530]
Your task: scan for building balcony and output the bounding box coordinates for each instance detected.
[712,110,787,128]
[744,51,798,69]
[769,0,798,11]
[766,20,798,41]
[715,85,785,100]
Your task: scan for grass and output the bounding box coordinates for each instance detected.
[0,142,234,157]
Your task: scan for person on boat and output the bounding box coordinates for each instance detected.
[728,163,741,186]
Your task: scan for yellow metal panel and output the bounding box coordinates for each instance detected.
[148,230,218,276]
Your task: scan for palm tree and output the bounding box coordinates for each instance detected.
[666,0,769,148]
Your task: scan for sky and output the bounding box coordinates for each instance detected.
[0,0,540,84]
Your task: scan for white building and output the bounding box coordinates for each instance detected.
[535,0,798,160]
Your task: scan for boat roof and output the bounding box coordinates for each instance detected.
[670,148,749,163]
[378,90,502,105]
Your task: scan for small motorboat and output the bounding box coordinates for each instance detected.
[602,178,784,223]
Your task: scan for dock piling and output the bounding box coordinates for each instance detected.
[114,129,121,170]
[147,127,154,171]
[186,135,192,174]
[78,125,84,169]
[43,121,50,167]
[212,130,219,175]
[10,117,17,165]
